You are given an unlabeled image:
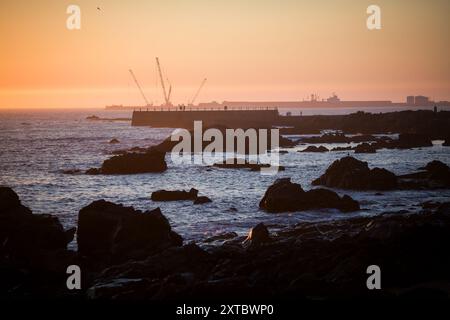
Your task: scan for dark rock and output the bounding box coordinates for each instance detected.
[77,200,182,263]
[259,178,359,213]
[151,188,198,201]
[85,168,101,175]
[61,169,82,175]
[331,146,353,151]
[193,196,212,205]
[300,145,329,153]
[444,139,450,146]
[243,223,270,245]
[109,138,120,144]
[396,133,432,149]
[298,133,349,144]
[213,158,284,171]
[353,142,377,153]
[87,150,167,175]
[0,186,21,212]
[0,187,73,255]
[398,160,450,189]
[153,125,293,154]
[312,156,398,190]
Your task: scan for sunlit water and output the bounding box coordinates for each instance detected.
[1,108,449,248]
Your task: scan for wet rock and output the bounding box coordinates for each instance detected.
[77,200,182,264]
[109,138,120,144]
[0,187,74,255]
[85,168,101,175]
[300,145,329,152]
[151,188,198,201]
[330,146,353,151]
[312,156,397,190]
[213,158,284,171]
[396,133,432,149]
[111,146,148,155]
[87,150,167,175]
[194,196,212,205]
[0,187,76,297]
[398,160,450,189]
[243,223,270,246]
[259,178,359,213]
[61,168,82,175]
[444,139,450,146]
[353,142,377,153]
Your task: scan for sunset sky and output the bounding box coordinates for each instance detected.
[0,0,449,108]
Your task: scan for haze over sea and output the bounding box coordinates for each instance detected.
[1,106,449,248]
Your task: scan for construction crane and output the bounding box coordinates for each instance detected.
[155,57,171,106]
[129,69,151,106]
[189,78,207,106]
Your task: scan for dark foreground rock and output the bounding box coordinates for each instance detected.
[312,156,398,190]
[0,187,75,298]
[77,200,182,264]
[88,202,450,300]
[259,178,360,213]
[86,149,167,175]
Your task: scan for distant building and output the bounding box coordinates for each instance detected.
[414,95,429,106]
[406,96,415,105]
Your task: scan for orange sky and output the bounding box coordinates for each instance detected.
[0,0,449,108]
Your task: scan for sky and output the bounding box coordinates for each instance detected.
[0,0,449,108]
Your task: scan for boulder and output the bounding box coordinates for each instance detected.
[109,138,120,144]
[151,188,199,201]
[353,143,377,153]
[396,133,432,149]
[397,160,450,189]
[213,158,284,171]
[443,139,450,147]
[77,200,182,263]
[300,145,329,153]
[243,223,271,246]
[0,186,74,257]
[87,150,167,175]
[312,156,398,190]
[259,178,359,213]
[193,196,212,205]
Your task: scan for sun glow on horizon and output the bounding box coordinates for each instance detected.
[1,0,449,108]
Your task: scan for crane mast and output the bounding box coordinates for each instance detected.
[155,57,170,106]
[129,69,150,106]
[190,78,207,105]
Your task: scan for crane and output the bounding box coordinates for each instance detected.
[189,78,207,106]
[129,69,151,106]
[155,57,171,106]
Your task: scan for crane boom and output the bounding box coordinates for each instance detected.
[155,57,169,106]
[190,78,207,105]
[129,69,150,106]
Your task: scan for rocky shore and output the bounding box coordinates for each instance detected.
[2,151,450,300]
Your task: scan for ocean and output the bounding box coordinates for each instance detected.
[1,107,449,248]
